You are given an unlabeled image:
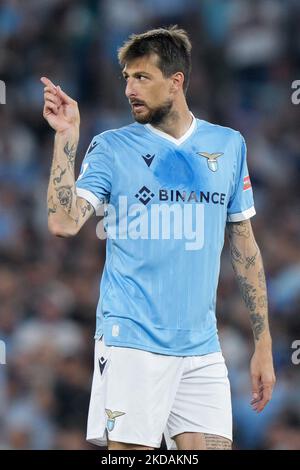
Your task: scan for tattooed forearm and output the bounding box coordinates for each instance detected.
[48,133,94,235]
[227,220,271,345]
[63,141,77,169]
[204,434,232,450]
[250,313,266,341]
[236,274,268,342]
[236,275,257,312]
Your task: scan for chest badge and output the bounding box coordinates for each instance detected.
[197,151,223,172]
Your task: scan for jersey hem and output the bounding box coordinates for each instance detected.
[101,338,221,357]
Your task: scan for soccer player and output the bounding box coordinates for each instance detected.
[41,26,276,450]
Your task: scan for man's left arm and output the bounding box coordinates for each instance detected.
[226,219,276,413]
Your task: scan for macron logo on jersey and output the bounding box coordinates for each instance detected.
[88,141,99,154]
[243,175,252,191]
[141,153,155,167]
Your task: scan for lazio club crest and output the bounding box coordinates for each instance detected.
[105,409,126,432]
[197,151,224,172]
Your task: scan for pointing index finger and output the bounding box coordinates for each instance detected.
[40,76,57,91]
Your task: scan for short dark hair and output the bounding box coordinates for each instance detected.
[118,26,192,93]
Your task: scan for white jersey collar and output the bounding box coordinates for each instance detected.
[145,113,196,146]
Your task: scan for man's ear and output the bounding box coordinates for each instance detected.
[170,72,185,93]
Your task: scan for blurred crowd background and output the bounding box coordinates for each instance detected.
[0,0,300,450]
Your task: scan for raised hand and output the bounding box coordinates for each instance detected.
[41,76,80,134]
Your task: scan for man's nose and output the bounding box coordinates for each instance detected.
[125,78,137,99]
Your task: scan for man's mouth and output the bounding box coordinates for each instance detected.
[131,102,146,111]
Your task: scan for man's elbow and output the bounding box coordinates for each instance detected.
[48,219,79,238]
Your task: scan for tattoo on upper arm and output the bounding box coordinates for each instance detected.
[228,221,250,239]
[80,201,93,218]
[228,221,257,270]
[63,142,76,169]
[236,275,257,311]
[250,313,266,341]
[204,434,232,450]
[230,246,258,271]
[231,244,244,265]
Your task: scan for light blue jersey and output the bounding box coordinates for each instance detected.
[76,116,255,356]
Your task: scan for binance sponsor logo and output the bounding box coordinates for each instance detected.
[159,189,226,205]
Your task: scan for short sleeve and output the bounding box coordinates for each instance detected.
[76,135,113,214]
[227,134,256,222]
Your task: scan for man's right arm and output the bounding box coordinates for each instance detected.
[47,130,94,237]
[41,76,94,237]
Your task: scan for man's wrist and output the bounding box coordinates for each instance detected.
[55,127,79,142]
[254,333,272,352]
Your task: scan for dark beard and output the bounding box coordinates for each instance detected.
[132,99,173,125]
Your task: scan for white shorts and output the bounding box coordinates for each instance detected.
[86,337,232,449]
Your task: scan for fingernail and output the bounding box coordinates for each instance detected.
[253,393,258,399]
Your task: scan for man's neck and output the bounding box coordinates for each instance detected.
[150,103,193,140]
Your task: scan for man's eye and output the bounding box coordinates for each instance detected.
[122,75,147,81]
